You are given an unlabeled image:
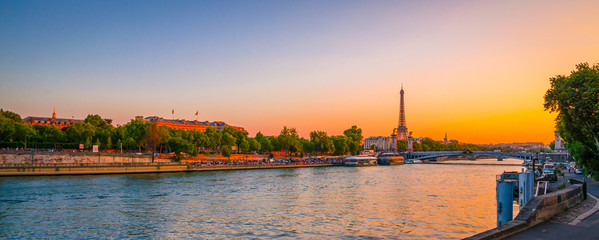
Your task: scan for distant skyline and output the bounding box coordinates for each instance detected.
[2,0,599,144]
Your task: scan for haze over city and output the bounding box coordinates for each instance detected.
[2,0,599,144]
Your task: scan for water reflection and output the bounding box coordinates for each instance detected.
[0,161,521,239]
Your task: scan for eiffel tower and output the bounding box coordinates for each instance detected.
[396,85,408,141]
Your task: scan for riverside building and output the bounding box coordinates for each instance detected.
[364,136,395,151]
[23,109,84,129]
[142,116,246,133]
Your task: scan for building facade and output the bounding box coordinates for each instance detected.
[23,109,83,129]
[143,116,246,133]
[364,136,395,151]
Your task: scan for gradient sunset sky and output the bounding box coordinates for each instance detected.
[2,0,599,144]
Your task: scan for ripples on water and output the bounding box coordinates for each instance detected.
[0,160,522,239]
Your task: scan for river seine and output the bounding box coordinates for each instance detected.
[0,159,522,239]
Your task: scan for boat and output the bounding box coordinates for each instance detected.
[344,156,378,167]
[405,159,422,164]
[377,153,404,165]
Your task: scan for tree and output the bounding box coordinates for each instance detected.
[310,131,333,154]
[278,126,301,154]
[249,138,261,152]
[240,138,250,153]
[204,127,221,152]
[0,120,16,142]
[167,137,193,161]
[259,137,273,152]
[544,63,599,179]
[14,123,36,148]
[145,122,162,162]
[84,114,106,128]
[396,140,408,152]
[323,137,335,154]
[332,135,349,156]
[221,146,232,159]
[343,125,363,155]
[42,125,65,144]
[66,122,95,146]
[158,126,171,153]
[0,109,23,123]
[412,142,422,151]
[123,120,148,152]
[221,132,237,150]
[300,138,314,154]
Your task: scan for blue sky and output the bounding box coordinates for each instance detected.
[2,0,599,143]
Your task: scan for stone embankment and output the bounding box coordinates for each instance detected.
[464,183,586,240]
[0,151,163,164]
[0,162,340,176]
[0,151,344,176]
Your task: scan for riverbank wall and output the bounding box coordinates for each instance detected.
[464,183,586,240]
[0,162,342,176]
[0,151,275,164]
[0,151,163,164]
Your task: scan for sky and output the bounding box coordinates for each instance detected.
[1,0,599,144]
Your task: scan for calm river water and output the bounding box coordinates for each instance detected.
[0,160,522,239]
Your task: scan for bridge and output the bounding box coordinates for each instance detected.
[401,151,537,161]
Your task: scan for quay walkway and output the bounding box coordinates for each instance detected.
[505,173,599,240]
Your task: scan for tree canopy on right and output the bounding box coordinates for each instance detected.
[544,63,599,180]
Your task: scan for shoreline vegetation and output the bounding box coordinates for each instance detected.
[0,110,504,164]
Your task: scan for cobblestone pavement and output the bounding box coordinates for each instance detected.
[550,194,597,224]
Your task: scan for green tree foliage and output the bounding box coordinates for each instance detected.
[123,120,148,152]
[0,109,23,123]
[221,132,237,149]
[412,142,422,151]
[396,140,408,151]
[221,145,232,159]
[204,127,221,152]
[544,63,599,179]
[145,123,162,162]
[158,126,171,153]
[308,130,334,154]
[300,138,314,153]
[259,137,273,152]
[0,120,16,142]
[66,122,95,146]
[248,138,261,152]
[84,114,106,128]
[343,126,363,155]
[278,126,301,153]
[332,135,349,155]
[167,137,193,161]
[240,138,250,153]
[14,123,36,148]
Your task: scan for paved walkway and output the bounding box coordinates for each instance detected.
[506,173,599,240]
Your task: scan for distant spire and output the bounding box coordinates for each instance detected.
[52,107,56,119]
